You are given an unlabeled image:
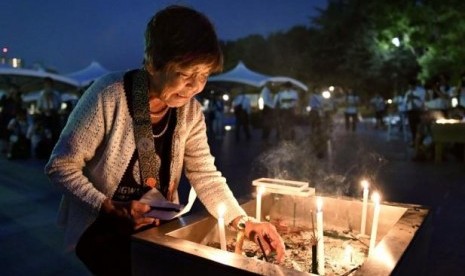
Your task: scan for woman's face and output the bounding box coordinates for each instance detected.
[149,63,211,107]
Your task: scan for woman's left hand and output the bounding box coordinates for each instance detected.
[244,221,285,263]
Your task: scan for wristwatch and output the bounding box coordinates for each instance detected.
[237,216,257,231]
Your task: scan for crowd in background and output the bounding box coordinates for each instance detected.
[204,81,314,145]
[3,73,464,163]
[393,74,465,161]
[202,73,465,163]
[0,77,73,160]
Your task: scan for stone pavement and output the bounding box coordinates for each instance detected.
[0,115,464,275]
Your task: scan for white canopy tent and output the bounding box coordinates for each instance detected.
[260,76,308,91]
[208,61,271,87]
[0,66,79,93]
[207,61,307,91]
[66,61,110,87]
[22,90,79,103]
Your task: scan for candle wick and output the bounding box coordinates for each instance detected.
[310,210,316,240]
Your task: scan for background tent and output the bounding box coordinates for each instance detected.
[208,61,307,92]
[22,90,79,103]
[261,76,308,91]
[0,67,79,93]
[208,61,271,87]
[66,61,110,87]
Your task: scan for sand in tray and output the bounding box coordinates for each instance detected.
[208,226,368,275]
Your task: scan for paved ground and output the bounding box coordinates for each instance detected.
[1,114,464,275]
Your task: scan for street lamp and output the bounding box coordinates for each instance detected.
[391,37,400,47]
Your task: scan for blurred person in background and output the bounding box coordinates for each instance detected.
[0,84,23,156]
[344,88,360,132]
[208,93,225,140]
[308,87,323,133]
[456,72,465,109]
[36,77,62,143]
[259,82,276,142]
[232,90,252,141]
[403,81,425,145]
[369,93,386,130]
[6,108,30,159]
[275,81,298,140]
[27,114,53,159]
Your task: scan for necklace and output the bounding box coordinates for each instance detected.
[152,108,172,138]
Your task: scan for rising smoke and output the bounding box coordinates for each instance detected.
[251,125,388,198]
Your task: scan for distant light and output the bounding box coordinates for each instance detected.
[61,102,68,110]
[224,125,232,131]
[451,97,458,108]
[306,106,311,112]
[322,91,331,99]
[258,97,264,110]
[202,99,210,112]
[387,99,392,104]
[2,47,7,53]
[391,37,400,47]
[329,86,334,92]
[11,58,20,68]
[222,94,229,101]
[436,118,460,124]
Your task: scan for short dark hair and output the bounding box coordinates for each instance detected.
[144,5,223,73]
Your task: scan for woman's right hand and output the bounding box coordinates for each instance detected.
[100,198,159,231]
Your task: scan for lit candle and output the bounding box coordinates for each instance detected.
[360,180,369,236]
[368,192,381,256]
[217,204,227,251]
[316,197,325,275]
[256,185,265,222]
[344,245,353,266]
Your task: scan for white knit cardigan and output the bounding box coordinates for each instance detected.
[45,72,246,250]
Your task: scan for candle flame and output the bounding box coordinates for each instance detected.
[372,192,381,203]
[361,179,369,189]
[316,197,323,212]
[217,203,226,217]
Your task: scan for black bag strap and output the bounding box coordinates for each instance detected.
[131,69,159,189]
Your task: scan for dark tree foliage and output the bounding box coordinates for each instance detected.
[219,0,465,98]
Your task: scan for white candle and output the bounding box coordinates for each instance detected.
[360,180,369,236]
[316,197,325,275]
[344,245,353,266]
[256,185,265,222]
[368,192,381,256]
[217,204,227,251]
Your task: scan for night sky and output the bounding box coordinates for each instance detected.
[1,0,327,74]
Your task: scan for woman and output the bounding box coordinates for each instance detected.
[45,5,284,275]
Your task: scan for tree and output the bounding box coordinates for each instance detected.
[218,0,465,98]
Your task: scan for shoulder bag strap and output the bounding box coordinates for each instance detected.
[131,69,159,189]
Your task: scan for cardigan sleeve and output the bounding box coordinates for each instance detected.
[182,101,247,225]
[44,79,112,212]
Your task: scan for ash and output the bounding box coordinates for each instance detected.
[208,224,367,275]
